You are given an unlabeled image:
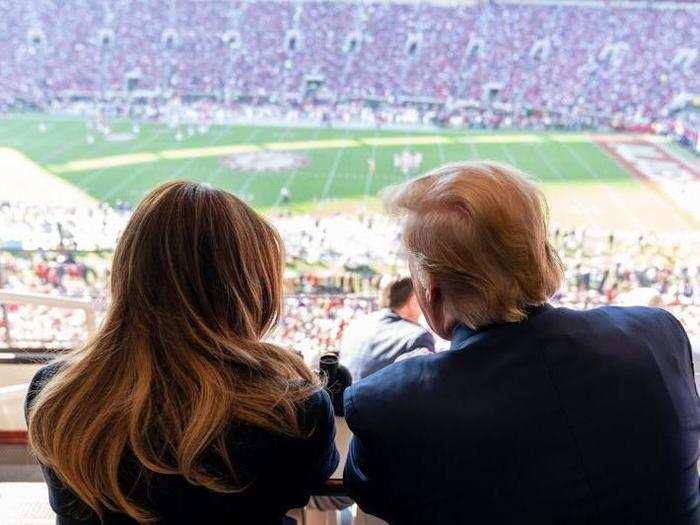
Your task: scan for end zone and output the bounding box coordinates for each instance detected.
[594,138,699,229]
[0,148,96,206]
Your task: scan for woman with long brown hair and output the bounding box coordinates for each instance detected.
[26,181,338,524]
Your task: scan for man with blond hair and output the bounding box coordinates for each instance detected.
[343,162,700,524]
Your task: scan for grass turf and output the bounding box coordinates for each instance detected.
[4,113,695,233]
[0,114,634,205]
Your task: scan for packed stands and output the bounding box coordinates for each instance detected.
[1,1,699,127]
[1,203,698,358]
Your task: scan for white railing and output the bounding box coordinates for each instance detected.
[0,290,96,348]
[0,290,98,433]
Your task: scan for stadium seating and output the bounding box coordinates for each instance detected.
[1,1,698,122]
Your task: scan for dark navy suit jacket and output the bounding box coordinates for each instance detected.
[343,305,700,524]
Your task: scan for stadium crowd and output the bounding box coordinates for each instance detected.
[2,1,698,128]
[1,203,698,356]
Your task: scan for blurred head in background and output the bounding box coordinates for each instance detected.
[383,161,564,340]
[381,276,422,324]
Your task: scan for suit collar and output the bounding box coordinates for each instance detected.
[450,303,553,350]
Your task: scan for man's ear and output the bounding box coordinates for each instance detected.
[426,282,444,323]
[426,282,458,340]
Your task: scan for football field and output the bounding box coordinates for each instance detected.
[0,114,696,232]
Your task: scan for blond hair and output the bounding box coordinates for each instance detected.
[383,161,564,329]
[28,181,320,522]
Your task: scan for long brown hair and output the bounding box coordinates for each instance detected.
[28,181,320,522]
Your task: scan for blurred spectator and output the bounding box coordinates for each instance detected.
[1,1,698,127]
[339,277,435,381]
[1,207,699,356]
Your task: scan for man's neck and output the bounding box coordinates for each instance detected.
[391,307,418,324]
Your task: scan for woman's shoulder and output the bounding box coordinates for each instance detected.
[239,387,333,449]
[25,361,64,420]
[296,387,334,430]
[29,361,64,390]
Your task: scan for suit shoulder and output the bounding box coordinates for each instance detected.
[594,305,686,334]
[551,305,691,358]
[549,304,672,329]
[344,351,442,429]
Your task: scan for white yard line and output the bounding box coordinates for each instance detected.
[498,141,519,167]
[362,127,381,201]
[463,135,479,159]
[237,126,299,199]
[436,138,447,166]
[78,124,176,192]
[204,127,265,186]
[39,122,159,165]
[560,142,643,229]
[320,130,353,201]
[271,128,329,210]
[100,125,232,202]
[529,142,568,183]
[656,142,700,174]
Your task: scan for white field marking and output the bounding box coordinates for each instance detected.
[50,152,160,173]
[47,133,558,175]
[81,125,177,199]
[237,126,300,198]
[83,126,232,197]
[598,140,699,226]
[656,142,700,174]
[38,120,139,165]
[101,123,235,203]
[0,148,96,205]
[205,127,266,185]
[264,138,361,151]
[271,128,328,209]
[436,136,447,165]
[362,127,380,201]
[37,128,94,164]
[642,134,672,144]
[160,143,260,160]
[529,140,568,183]
[362,135,453,146]
[526,143,604,229]
[76,124,182,192]
[459,134,544,144]
[548,134,593,143]
[498,139,519,167]
[560,142,644,229]
[320,130,358,202]
[462,134,479,159]
[3,131,83,174]
[85,125,230,189]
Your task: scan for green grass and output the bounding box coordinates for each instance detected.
[0,113,637,210]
